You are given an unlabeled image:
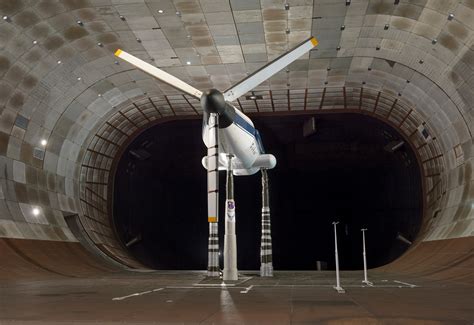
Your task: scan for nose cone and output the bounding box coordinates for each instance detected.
[201,89,226,114]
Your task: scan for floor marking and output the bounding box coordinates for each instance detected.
[393,280,417,288]
[112,288,163,301]
[240,285,254,294]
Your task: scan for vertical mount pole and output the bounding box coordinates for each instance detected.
[223,155,238,281]
[260,169,273,277]
[361,228,373,286]
[333,221,345,293]
[207,113,219,277]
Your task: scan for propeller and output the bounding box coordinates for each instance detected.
[114,36,319,273]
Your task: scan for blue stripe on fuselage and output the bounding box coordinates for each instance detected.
[232,113,266,154]
[233,113,255,137]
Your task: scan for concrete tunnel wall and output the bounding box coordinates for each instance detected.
[0,0,472,280]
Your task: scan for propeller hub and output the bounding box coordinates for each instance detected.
[201,89,226,114]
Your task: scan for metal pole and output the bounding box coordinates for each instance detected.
[223,155,238,281]
[207,113,219,277]
[361,228,373,286]
[260,169,273,277]
[333,221,345,293]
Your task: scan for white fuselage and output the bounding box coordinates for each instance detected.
[202,107,276,175]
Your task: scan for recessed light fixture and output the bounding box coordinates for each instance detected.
[249,95,257,100]
[77,77,82,81]
[97,42,103,47]
[98,94,102,97]
[119,15,126,21]
[32,40,38,45]
[158,9,164,13]
[57,60,62,64]
[448,13,454,20]
[2,16,9,21]
[32,208,40,216]
[40,139,47,146]
[186,61,191,65]
[419,59,424,64]
[76,20,83,26]
[176,11,181,16]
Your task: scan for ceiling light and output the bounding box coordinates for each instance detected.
[32,40,38,45]
[249,95,257,100]
[419,59,424,64]
[336,46,341,51]
[340,25,345,30]
[346,0,351,5]
[114,60,119,65]
[384,24,389,30]
[186,61,191,65]
[119,15,126,21]
[76,20,83,26]
[40,139,47,146]
[158,9,164,13]
[448,13,454,20]
[284,3,290,10]
[432,38,437,44]
[285,28,290,34]
[32,208,40,216]
[2,16,9,21]
[176,11,181,16]
[77,77,82,81]
[57,60,62,64]
[98,94,102,97]
[97,42,103,47]
[136,38,141,43]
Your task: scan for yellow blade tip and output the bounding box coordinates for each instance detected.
[114,49,123,57]
[310,37,318,46]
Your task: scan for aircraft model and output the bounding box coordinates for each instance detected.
[114,36,319,276]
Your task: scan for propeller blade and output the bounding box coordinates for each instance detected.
[114,49,203,99]
[223,37,318,102]
[207,113,219,224]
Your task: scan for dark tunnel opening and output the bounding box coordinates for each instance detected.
[113,113,423,271]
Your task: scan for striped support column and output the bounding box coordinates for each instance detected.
[260,169,273,277]
[207,113,220,277]
[207,223,219,276]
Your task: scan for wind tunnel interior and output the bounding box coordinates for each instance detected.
[113,113,423,271]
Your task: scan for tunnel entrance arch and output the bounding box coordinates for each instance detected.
[79,87,446,269]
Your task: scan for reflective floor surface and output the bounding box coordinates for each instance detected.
[0,271,472,324]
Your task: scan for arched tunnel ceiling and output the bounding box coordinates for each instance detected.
[0,0,472,268]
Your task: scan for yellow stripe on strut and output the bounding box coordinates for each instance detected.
[208,216,217,223]
[114,49,123,57]
[310,37,319,47]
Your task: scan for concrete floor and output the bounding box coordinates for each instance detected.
[0,271,472,324]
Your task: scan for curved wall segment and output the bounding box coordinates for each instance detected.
[0,0,471,279]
